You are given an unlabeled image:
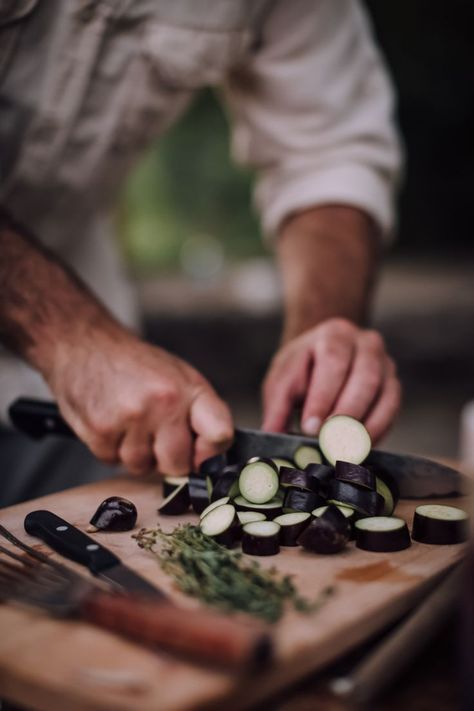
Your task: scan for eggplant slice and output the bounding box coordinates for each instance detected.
[238,459,279,504]
[319,415,371,466]
[200,504,242,547]
[298,505,351,554]
[412,504,469,545]
[159,482,191,516]
[242,521,281,556]
[273,512,311,546]
[355,516,411,552]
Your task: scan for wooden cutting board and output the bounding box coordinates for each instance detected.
[0,474,468,711]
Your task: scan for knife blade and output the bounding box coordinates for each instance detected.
[10,397,465,499]
[24,510,165,599]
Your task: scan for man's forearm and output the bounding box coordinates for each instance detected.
[0,210,119,380]
[276,205,380,343]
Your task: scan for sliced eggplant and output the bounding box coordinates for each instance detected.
[163,476,189,499]
[200,504,241,547]
[412,504,469,545]
[89,496,138,532]
[283,488,324,514]
[238,459,279,504]
[199,496,231,520]
[293,445,322,469]
[298,505,351,554]
[159,482,191,516]
[199,453,227,480]
[374,470,399,514]
[242,521,281,556]
[237,511,267,525]
[271,457,294,471]
[188,472,210,515]
[319,415,371,466]
[233,495,283,520]
[211,472,240,502]
[273,512,311,546]
[279,467,320,494]
[313,503,357,539]
[375,476,395,516]
[328,480,384,517]
[355,516,411,552]
[305,463,335,496]
[335,461,375,490]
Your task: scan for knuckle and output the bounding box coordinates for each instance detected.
[362,329,385,353]
[324,317,356,336]
[155,384,181,409]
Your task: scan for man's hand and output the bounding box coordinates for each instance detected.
[0,215,233,475]
[263,206,401,444]
[50,329,233,476]
[262,318,400,444]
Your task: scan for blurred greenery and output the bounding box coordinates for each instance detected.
[118,89,264,274]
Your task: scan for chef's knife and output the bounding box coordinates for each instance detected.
[24,509,165,599]
[10,397,466,498]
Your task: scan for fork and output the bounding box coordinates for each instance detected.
[0,525,272,670]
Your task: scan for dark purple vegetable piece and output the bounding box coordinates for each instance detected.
[283,488,325,514]
[242,521,280,556]
[199,453,227,483]
[163,476,189,499]
[335,461,375,490]
[233,496,283,520]
[279,467,320,493]
[159,482,191,516]
[89,496,138,532]
[412,505,469,545]
[188,472,210,514]
[273,512,311,546]
[305,463,334,495]
[328,479,384,516]
[355,517,411,552]
[298,505,351,554]
[211,472,239,502]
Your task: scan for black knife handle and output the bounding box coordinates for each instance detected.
[24,510,120,574]
[9,398,75,439]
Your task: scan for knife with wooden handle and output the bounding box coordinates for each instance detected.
[9,397,465,498]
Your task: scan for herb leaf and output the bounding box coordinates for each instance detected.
[133,524,334,623]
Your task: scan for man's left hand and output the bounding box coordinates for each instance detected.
[262,318,401,444]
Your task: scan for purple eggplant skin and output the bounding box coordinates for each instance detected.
[214,519,243,548]
[159,484,191,516]
[328,480,384,517]
[90,496,138,532]
[356,524,411,552]
[279,467,321,494]
[278,519,311,547]
[188,472,210,514]
[298,506,351,554]
[335,461,375,490]
[283,488,325,514]
[211,473,239,502]
[242,532,280,556]
[412,512,469,545]
[305,464,334,496]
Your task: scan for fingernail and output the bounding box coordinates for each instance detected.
[302,416,321,436]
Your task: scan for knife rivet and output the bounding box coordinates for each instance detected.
[86,544,99,551]
[56,525,68,531]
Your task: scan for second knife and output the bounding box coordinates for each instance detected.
[24,509,165,599]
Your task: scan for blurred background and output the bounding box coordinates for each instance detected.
[117,1,474,460]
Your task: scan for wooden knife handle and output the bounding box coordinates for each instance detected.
[82,592,272,671]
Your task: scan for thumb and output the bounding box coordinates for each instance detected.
[190,388,234,467]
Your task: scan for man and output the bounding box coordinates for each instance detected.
[0,0,401,505]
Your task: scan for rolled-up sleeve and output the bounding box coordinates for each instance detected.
[223,0,402,241]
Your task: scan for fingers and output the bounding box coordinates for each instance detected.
[262,349,311,432]
[300,335,355,435]
[118,423,155,476]
[153,423,193,476]
[190,388,234,468]
[364,360,402,443]
[331,331,385,421]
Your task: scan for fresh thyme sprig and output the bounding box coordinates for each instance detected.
[133,524,334,623]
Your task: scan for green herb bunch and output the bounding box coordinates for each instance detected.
[134,524,333,623]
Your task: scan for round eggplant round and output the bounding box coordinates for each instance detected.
[242,521,281,556]
[412,504,469,545]
[237,511,267,525]
[273,512,311,546]
[238,459,279,504]
[293,445,322,470]
[89,496,138,532]
[163,476,189,499]
[283,488,325,514]
[233,495,283,520]
[335,461,375,490]
[200,504,241,548]
[199,496,231,520]
[159,482,191,516]
[355,516,411,552]
[327,480,384,517]
[279,467,321,493]
[319,415,371,466]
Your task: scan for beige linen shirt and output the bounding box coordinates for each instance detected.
[0,0,401,422]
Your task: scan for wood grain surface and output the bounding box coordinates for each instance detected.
[0,474,468,711]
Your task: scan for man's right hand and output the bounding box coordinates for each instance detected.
[47,328,234,476]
